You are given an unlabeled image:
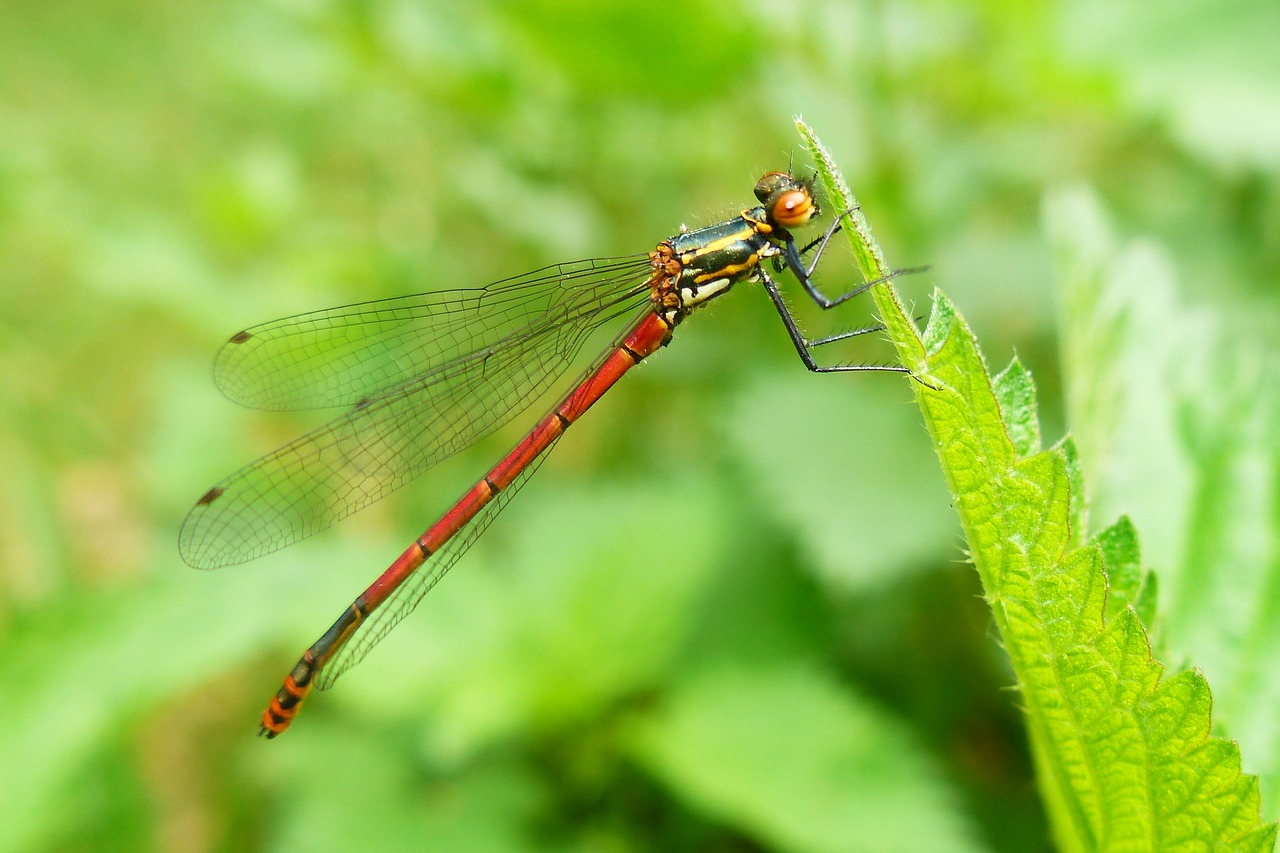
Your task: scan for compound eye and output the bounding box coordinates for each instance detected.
[754,171,790,203]
[771,188,815,229]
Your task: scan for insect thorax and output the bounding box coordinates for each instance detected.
[650,208,781,324]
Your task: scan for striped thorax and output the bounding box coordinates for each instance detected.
[648,171,819,325]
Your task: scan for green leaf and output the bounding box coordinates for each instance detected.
[1095,516,1158,629]
[726,374,956,592]
[627,664,982,853]
[797,118,1277,852]
[993,356,1042,458]
[1047,184,1280,819]
[1058,437,1089,552]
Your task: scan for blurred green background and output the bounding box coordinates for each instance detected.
[3,0,1279,850]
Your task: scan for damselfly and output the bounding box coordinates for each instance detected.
[181,170,910,737]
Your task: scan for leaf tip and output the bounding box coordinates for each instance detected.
[921,289,957,353]
[994,356,1042,457]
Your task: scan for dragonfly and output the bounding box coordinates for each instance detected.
[180,169,912,737]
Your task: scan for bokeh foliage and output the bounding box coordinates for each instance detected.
[2,1,1278,851]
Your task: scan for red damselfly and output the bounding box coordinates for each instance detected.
[181,170,910,737]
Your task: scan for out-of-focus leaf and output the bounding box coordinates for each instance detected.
[1044,187,1196,577]
[726,374,956,591]
[0,553,357,852]
[265,721,544,853]
[627,663,982,853]
[1060,0,1280,172]
[0,362,423,851]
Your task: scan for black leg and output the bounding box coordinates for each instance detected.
[789,211,929,310]
[797,220,844,257]
[758,268,908,375]
[809,322,888,348]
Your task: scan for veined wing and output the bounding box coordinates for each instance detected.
[181,276,653,569]
[215,255,653,411]
[316,435,560,688]
[316,302,659,687]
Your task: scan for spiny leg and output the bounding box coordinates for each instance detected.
[790,212,929,310]
[758,268,908,375]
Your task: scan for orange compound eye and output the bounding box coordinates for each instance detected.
[771,189,815,229]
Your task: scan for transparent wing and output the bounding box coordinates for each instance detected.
[181,263,653,569]
[316,434,561,689]
[214,255,652,411]
[315,300,657,687]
